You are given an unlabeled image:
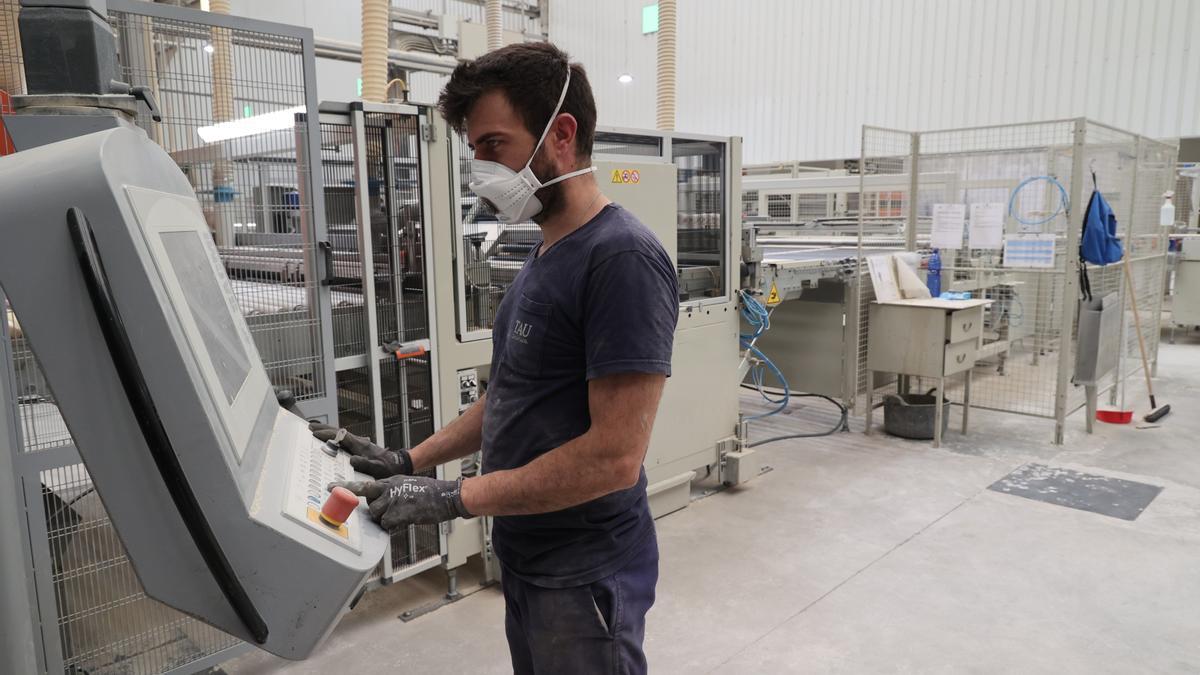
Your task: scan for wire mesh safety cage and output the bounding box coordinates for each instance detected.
[912,121,1079,419]
[1173,166,1198,233]
[331,359,440,581]
[364,111,429,347]
[316,108,439,582]
[857,120,1177,437]
[335,366,376,440]
[320,113,430,360]
[742,189,759,218]
[743,180,901,231]
[6,313,72,454]
[1168,164,1199,320]
[0,0,21,96]
[321,120,372,359]
[109,8,327,404]
[852,127,914,411]
[39,464,243,675]
[1121,135,1176,401]
[380,357,440,575]
[741,162,858,224]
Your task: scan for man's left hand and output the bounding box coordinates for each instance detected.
[328,475,472,529]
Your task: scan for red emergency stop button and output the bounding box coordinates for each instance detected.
[319,486,358,528]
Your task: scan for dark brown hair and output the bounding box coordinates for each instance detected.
[438,42,596,161]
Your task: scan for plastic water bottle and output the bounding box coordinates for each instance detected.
[927,249,942,297]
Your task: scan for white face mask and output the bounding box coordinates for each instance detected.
[468,68,597,224]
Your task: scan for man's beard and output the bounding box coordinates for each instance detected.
[529,151,567,225]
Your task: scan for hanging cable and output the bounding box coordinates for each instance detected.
[744,344,789,420]
[739,288,771,341]
[739,388,850,446]
[736,290,850,437]
[1008,175,1069,226]
[738,290,788,420]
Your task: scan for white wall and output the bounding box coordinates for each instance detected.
[550,0,1200,164]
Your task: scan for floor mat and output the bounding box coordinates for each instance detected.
[988,463,1163,521]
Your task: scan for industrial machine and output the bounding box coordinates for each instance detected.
[0,127,388,659]
[433,126,749,544]
[1173,238,1200,338]
[739,170,926,407]
[1170,165,1200,340]
[740,167,1032,410]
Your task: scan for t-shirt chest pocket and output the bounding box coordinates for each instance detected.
[504,293,553,376]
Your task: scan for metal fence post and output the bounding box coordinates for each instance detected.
[1054,118,1088,444]
[1120,136,1144,412]
[907,131,920,253]
[351,107,387,445]
[852,126,868,414]
[1148,138,1176,377]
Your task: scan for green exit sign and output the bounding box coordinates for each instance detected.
[357,77,363,97]
[242,104,253,117]
[642,4,658,34]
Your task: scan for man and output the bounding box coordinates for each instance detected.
[317,42,678,673]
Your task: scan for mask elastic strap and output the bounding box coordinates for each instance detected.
[540,165,597,188]
[527,66,573,167]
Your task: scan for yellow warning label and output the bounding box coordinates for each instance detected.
[307,505,349,539]
[766,283,782,306]
[610,168,642,184]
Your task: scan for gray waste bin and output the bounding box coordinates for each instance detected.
[883,392,951,440]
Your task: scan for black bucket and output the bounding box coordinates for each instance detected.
[883,392,951,440]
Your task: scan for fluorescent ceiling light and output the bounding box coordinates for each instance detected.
[196,106,305,143]
[618,73,634,84]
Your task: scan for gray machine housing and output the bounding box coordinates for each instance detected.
[0,127,387,659]
[18,0,122,96]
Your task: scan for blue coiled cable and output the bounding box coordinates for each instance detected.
[739,290,789,420]
[1008,175,1069,226]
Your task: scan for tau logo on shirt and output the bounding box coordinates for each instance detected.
[512,319,534,343]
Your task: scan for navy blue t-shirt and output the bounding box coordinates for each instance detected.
[481,203,679,588]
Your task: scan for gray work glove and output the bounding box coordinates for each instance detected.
[309,422,414,478]
[329,476,472,529]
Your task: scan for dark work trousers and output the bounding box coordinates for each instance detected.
[500,532,659,675]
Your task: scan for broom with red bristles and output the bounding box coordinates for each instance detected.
[1124,254,1171,423]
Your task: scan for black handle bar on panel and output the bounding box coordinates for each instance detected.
[130,86,164,122]
[318,240,334,286]
[66,208,269,645]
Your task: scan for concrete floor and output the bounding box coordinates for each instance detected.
[225,331,1200,674]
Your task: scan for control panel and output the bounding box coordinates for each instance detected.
[0,127,388,658]
[457,368,480,413]
[282,437,361,553]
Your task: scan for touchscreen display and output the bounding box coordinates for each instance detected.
[160,230,251,405]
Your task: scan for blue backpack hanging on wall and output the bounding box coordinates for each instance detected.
[1079,170,1123,300]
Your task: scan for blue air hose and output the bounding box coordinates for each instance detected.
[1008,175,1069,226]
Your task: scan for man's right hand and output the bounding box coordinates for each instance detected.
[309,422,414,478]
